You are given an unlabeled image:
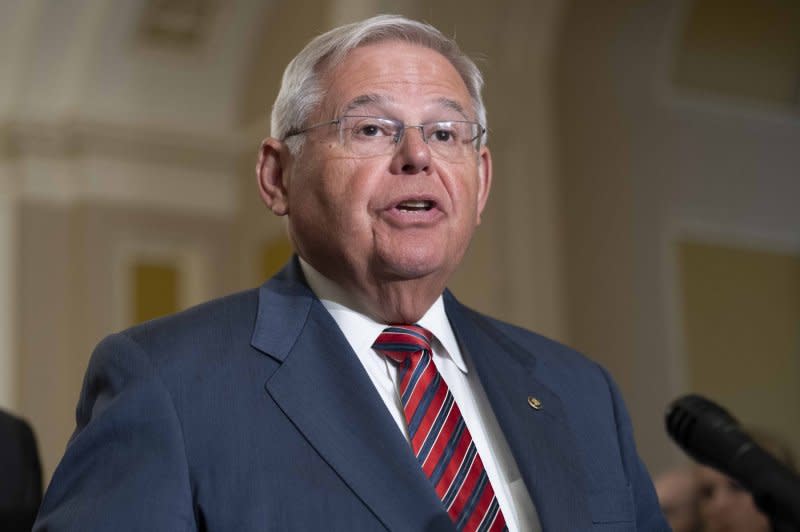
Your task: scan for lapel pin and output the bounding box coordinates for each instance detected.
[527,396,542,410]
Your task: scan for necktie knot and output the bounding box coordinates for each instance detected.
[372,325,433,365]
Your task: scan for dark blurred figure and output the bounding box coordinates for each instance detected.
[654,467,702,532]
[696,429,796,532]
[0,409,42,532]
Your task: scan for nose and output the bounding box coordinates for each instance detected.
[389,126,431,175]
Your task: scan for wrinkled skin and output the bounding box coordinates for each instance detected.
[257,41,492,323]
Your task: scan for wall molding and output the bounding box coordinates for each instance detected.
[0,192,17,409]
[111,238,211,332]
[660,213,800,420]
[5,117,249,217]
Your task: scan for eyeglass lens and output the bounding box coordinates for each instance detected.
[336,116,482,160]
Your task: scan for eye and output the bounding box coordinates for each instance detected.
[349,118,395,139]
[428,123,459,143]
[358,124,381,137]
[698,484,714,501]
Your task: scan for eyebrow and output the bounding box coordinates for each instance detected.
[342,94,472,121]
[343,94,391,114]
[434,97,470,120]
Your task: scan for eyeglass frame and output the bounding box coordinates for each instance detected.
[283,115,487,155]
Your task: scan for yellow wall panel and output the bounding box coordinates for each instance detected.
[261,236,293,280]
[132,262,179,324]
[678,241,800,455]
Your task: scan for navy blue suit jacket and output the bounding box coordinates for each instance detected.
[36,259,667,531]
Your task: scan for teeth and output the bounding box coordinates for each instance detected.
[398,200,432,211]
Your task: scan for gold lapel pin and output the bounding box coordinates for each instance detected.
[527,396,542,410]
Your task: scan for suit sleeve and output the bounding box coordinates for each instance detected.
[34,333,197,532]
[598,365,670,531]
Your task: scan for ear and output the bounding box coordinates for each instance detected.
[256,137,291,216]
[475,145,492,225]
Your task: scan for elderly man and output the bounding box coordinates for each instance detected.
[35,15,666,532]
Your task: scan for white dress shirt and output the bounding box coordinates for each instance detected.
[299,259,541,532]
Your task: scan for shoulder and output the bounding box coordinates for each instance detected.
[449,298,603,377]
[123,287,259,341]
[80,288,263,416]
[447,298,668,529]
[102,287,261,367]
[0,409,38,452]
[74,287,268,434]
[0,409,29,434]
[446,296,631,456]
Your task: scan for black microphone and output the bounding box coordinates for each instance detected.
[665,394,800,529]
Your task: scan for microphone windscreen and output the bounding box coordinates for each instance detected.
[665,394,753,472]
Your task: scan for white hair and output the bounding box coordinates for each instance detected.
[270,14,487,154]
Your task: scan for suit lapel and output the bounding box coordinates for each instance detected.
[251,260,455,532]
[444,292,592,531]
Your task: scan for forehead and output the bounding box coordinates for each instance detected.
[318,41,473,117]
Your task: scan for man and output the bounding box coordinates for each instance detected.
[35,15,667,531]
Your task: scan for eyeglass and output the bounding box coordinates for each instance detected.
[284,115,486,161]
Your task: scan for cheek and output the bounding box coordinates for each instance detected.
[295,160,374,229]
[455,182,482,230]
[445,164,482,208]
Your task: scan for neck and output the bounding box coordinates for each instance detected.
[299,257,445,324]
[362,277,445,324]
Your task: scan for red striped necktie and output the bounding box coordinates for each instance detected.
[373,325,508,532]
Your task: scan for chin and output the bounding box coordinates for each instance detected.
[379,254,454,282]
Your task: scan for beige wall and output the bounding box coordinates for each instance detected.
[679,241,800,456]
[558,0,800,474]
[19,201,237,479]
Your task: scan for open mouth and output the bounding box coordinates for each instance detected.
[396,200,435,212]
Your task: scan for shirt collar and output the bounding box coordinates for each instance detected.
[299,257,467,373]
